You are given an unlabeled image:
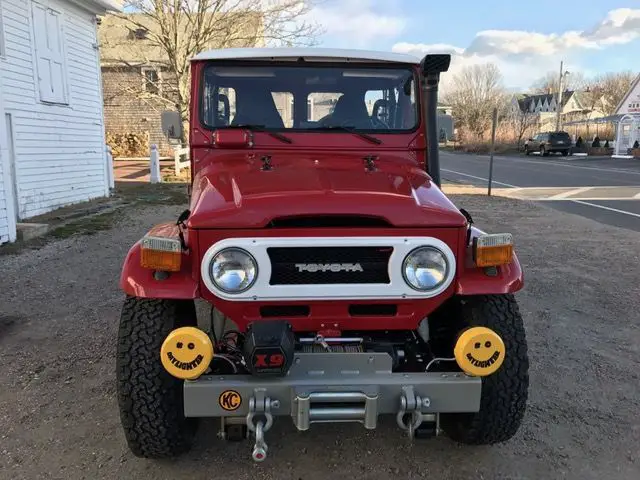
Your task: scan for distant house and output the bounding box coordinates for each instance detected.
[98,13,263,154]
[0,0,121,245]
[613,74,640,156]
[511,90,606,131]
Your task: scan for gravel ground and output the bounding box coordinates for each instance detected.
[1,190,639,480]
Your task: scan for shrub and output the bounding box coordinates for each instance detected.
[604,139,610,148]
[576,136,583,148]
[634,140,640,149]
[591,136,600,148]
[106,132,150,158]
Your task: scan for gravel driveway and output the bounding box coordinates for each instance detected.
[1,188,639,480]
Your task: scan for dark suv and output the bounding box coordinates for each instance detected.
[525,131,572,156]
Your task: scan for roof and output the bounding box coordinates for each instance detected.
[191,48,421,64]
[73,0,122,13]
[99,13,262,65]
[514,90,583,112]
[614,73,640,115]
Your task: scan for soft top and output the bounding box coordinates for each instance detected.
[191,47,421,65]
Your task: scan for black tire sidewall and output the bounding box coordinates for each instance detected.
[441,294,529,445]
[116,297,199,458]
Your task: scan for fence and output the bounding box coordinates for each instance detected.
[174,146,190,175]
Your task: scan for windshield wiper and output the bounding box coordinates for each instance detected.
[319,125,382,145]
[225,124,292,144]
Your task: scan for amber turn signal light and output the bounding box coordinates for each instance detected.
[141,236,182,272]
[473,233,513,267]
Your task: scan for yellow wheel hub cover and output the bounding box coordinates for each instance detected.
[160,327,214,380]
[454,327,505,377]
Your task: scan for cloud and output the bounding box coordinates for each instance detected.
[392,8,640,89]
[307,0,406,47]
[587,8,640,45]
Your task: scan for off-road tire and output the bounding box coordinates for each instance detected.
[441,294,529,445]
[117,297,199,458]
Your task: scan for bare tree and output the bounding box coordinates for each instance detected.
[102,0,321,142]
[531,71,587,94]
[509,98,538,148]
[592,71,636,116]
[445,63,505,140]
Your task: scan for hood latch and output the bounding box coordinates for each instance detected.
[363,155,377,172]
[261,155,273,171]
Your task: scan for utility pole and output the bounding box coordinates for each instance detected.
[556,61,564,132]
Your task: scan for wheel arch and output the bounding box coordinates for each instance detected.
[455,227,524,296]
[120,241,199,299]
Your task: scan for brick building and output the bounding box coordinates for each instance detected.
[98,13,262,156]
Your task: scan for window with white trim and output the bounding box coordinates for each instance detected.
[142,67,160,95]
[0,0,6,58]
[31,1,68,104]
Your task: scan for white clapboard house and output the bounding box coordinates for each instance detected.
[0,0,121,244]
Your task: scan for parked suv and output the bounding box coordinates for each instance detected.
[525,131,572,156]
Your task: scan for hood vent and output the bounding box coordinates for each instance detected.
[267,215,391,228]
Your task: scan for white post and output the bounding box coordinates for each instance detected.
[174,146,181,175]
[105,145,115,190]
[150,144,161,183]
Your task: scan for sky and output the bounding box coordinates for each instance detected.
[305,0,640,90]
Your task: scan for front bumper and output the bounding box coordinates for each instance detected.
[184,352,481,427]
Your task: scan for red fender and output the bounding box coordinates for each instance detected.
[455,227,524,296]
[119,224,199,299]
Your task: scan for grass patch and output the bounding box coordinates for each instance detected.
[1,182,189,256]
[49,209,121,239]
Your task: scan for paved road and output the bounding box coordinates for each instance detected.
[441,151,640,231]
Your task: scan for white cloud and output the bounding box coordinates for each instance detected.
[307,0,406,47]
[392,8,640,89]
[587,8,640,45]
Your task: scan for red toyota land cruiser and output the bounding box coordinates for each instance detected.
[117,48,529,462]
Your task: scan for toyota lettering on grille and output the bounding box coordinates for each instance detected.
[295,263,364,273]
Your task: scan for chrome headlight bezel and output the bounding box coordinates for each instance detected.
[209,247,258,294]
[402,246,449,292]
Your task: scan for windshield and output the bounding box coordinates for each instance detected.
[201,65,419,133]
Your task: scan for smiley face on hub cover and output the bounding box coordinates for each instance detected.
[160,327,213,380]
[454,327,505,376]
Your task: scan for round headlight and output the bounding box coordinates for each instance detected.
[403,247,448,291]
[210,248,257,293]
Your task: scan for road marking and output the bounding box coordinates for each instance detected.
[512,158,640,175]
[442,168,640,219]
[548,187,593,199]
[571,200,640,219]
[441,151,640,176]
[530,197,640,201]
[441,169,517,188]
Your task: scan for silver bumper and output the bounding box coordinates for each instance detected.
[183,352,481,426]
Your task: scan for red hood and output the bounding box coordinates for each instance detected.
[187,153,466,229]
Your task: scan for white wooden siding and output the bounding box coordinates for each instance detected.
[0,0,13,243]
[0,0,107,224]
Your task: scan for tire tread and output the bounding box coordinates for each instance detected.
[442,294,529,444]
[116,297,198,458]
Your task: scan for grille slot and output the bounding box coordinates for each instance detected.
[268,247,392,285]
[260,305,310,318]
[349,304,397,316]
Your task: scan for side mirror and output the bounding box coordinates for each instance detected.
[161,111,183,140]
